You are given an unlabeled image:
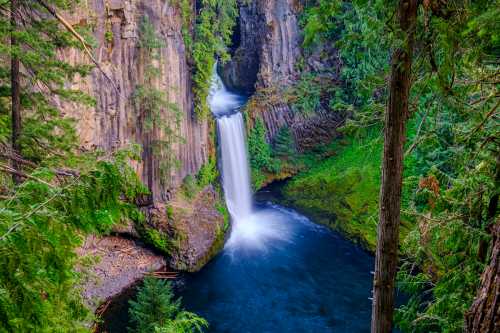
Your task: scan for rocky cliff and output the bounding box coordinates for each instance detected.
[60,0,208,202]
[221,0,343,151]
[58,0,225,275]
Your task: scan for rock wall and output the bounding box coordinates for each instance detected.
[59,0,227,275]
[60,0,208,203]
[221,0,301,93]
[222,0,342,150]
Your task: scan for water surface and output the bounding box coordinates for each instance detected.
[179,202,374,333]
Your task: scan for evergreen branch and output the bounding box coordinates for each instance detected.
[466,98,500,140]
[0,163,55,188]
[405,108,431,156]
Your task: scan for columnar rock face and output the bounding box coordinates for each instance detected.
[60,0,208,202]
[60,1,227,275]
[222,0,342,150]
[221,0,300,93]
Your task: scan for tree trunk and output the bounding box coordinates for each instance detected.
[371,1,418,332]
[478,154,500,263]
[11,0,22,184]
[466,222,500,332]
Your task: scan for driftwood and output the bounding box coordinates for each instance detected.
[146,271,179,279]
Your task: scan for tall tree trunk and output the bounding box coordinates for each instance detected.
[478,154,500,263]
[371,1,418,332]
[11,0,22,184]
[466,222,500,332]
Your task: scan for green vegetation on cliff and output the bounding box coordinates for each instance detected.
[135,16,183,185]
[173,0,238,119]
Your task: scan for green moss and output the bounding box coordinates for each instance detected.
[215,200,230,231]
[140,228,176,255]
[166,205,174,220]
[283,132,382,250]
[190,223,226,272]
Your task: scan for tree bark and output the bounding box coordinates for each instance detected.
[466,222,500,333]
[11,0,22,184]
[478,154,500,262]
[371,1,418,332]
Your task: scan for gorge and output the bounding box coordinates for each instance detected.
[99,63,375,333]
[0,0,498,332]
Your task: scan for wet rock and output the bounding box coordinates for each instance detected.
[137,186,227,272]
[221,0,301,93]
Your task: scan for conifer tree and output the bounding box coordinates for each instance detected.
[128,277,208,333]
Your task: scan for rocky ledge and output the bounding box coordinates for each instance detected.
[77,235,166,311]
[146,186,227,272]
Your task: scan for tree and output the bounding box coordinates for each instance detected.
[128,277,208,333]
[1,0,94,167]
[10,0,21,184]
[0,2,149,331]
[465,222,500,333]
[371,1,418,332]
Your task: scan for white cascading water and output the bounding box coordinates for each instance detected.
[208,67,291,250]
[217,113,253,220]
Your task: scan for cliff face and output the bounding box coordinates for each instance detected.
[59,0,226,274]
[221,0,301,93]
[222,0,342,151]
[60,0,208,203]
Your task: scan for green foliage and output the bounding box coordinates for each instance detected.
[272,126,296,158]
[196,157,218,189]
[0,0,94,164]
[180,174,198,200]
[301,0,342,48]
[247,117,281,189]
[297,1,500,332]
[0,3,151,331]
[180,157,220,200]
[215,201,230,231]
[300,0,391,131]
[0,148,147,332]
[128,277,208,333]
[284,131,382,250]
[286,72,335,116]
[170,0,238,118]
[144,228,175,255]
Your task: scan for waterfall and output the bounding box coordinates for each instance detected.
[217,113,253,220]
[209,67,290,249]
[208,68,252,221]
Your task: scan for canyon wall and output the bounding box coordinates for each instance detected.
[222,0,343,151]
[58,0,226,273]
[60,0,208,203]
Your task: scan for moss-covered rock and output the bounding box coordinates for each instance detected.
[136,186,227,272]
